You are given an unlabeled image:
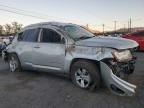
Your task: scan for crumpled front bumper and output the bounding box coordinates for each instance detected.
[100,61,136,96]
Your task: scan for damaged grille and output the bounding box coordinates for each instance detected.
[106,59,136,79]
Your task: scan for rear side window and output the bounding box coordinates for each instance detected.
[18,29,40,42]
[132,31,144,37]
[17,32,23,41]
[40,28,61,43]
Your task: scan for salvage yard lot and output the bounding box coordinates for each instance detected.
[0,52,143,108]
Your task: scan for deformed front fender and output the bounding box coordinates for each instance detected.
[100,61,136,96]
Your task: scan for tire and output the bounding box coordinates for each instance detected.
[8,54,22,72]
[71,60,100,91]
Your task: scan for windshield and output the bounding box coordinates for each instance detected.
[64,25,94,41]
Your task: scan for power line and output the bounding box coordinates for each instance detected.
[0,4,67,20]
[0,4,83,23]
[0,8,50,20]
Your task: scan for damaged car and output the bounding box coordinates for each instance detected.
[2,22,138,96]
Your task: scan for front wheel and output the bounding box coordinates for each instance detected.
[71,60,100,90]
[8,54,22,72]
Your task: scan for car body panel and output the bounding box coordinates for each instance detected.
[76,36,138,50]
[7,41,34,68]
[32,42,65,72]
[123,31,144,50]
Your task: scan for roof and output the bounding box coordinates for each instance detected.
[23,21,75,30]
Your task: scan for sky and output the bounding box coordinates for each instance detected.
[0,0,144,31]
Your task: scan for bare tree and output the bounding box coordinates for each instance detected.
[5,24,12,35]
[0,25,3,35]
[11,22,23,34]
[2,22,23,36]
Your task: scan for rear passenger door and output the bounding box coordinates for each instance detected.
[17,28,40,68]
[32,28,66,72]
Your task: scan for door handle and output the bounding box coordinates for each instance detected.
[34,46,40,48]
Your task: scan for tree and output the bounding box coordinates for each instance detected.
[1,22,23,36]
[0,25,3,35]
[11,22,23,34]
[5,24,12,35]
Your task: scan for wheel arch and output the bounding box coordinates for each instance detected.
[7,52,21,63]
[69,58,100,77]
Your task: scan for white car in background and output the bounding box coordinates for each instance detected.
[3,37,10,44]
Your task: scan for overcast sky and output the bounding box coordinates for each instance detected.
[0,0,144,31]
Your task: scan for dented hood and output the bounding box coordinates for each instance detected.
[75,36,138,50]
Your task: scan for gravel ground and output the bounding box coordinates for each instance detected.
[0,52,143,108]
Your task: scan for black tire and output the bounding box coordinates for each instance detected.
[71,60,100,91]
[8,54,22,72]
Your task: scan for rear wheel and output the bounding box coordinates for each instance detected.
[8,54,22,72]
[71,60,100,90]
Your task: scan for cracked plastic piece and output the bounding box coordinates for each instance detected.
[100,61,136,96]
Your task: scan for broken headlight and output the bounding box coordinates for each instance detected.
[112,50,132,62]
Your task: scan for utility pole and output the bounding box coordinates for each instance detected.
[129,18,132,32]
[124,24,126,33]
[114,21,117,33]
[128,21,130,32]
[102,24,105,35]
[86,24,89,29]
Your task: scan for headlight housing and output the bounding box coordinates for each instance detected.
[112,50,132,62]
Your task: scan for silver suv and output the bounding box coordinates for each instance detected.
[3,22,138,96]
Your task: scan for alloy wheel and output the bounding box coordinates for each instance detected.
[75,68,91,88]
[9,56,17,72]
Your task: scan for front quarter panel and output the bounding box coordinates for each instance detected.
[64,45,115,72]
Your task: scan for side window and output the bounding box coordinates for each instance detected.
[17,32,24,41]
[132,32,144,37]
[19,29,40,42]
[41,28,61,43]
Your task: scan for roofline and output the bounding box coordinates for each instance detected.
[24,21,74,28]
